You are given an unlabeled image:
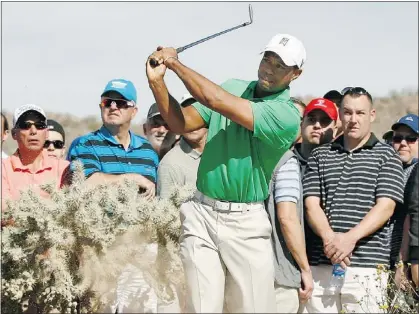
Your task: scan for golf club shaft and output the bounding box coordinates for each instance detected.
[149,5,253,67]
[177,22,249,54]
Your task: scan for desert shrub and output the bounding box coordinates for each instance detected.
[1,161,194,313]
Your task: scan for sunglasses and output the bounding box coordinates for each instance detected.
[392,135,418,144]
[16,121,47,130]
[100,98,134,109]
[44,140,65,149]
[306,115,333,128]
[342,87,373,103]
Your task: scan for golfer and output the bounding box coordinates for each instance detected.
[146,33,306,313]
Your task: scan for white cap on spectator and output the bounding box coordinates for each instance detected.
[262,33,306,69]
[13,104,47,127]
[179,93,195,107]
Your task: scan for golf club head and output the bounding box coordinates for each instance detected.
[248,4,253,25]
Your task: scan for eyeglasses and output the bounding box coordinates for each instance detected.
[16,121,47,130]
[44,140,65,149]
[100,98,134,109]
[306,115,333,128]
[341,87,373,103]
[392,135,418,144]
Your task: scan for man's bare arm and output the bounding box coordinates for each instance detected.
[166,58,254,131]
[305,196,335,242]
[148,78,207,134]
[324,197,396,264]
[347,197,396,242]
[277,202,310,272]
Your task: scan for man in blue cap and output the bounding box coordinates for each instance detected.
[388,113,418,288]
[67,79,160,312]
[67,79,158,197]
[392,114,418,167]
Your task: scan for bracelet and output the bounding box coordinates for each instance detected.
[163,56,178,65]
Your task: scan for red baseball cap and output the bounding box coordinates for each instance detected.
[303,98,338,121]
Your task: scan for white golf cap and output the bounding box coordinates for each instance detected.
[13,104,47,127]
[179,93,196,107]
[263,33,306,69]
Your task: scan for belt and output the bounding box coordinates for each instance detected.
[194,191,264,213]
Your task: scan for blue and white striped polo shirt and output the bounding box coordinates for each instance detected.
[67,126,159,183]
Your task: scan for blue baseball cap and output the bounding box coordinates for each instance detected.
[392,114,419,134]
[101,79,137,103]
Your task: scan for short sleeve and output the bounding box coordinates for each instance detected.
[273,157,301,204]
[67,141,101,178]
[251,99,300,149]
[192,102,213,125]
[303,151,321,199]
[376,153,405,204]
[157,162,183,199]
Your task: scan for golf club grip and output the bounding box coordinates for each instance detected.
[149,58,159,67]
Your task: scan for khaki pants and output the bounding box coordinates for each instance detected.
[299,265,388,313]
[274,283,299,313]
[179,196,276,313]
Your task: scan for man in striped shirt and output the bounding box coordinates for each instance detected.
[67,79,160,313]
[67,79,158,198]
[301,87,405,313]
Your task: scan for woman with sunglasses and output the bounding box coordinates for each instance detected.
[44,119,66,159]
[389,114,419,289]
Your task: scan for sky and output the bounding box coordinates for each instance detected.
[1,1,418,124]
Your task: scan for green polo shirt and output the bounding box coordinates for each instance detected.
[192,78,300,202]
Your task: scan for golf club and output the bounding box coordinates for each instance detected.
[149,4,253,67]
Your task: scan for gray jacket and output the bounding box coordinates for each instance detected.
[265,150,304,289]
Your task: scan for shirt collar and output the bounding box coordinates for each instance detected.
[98,125,144,149]
[11,150,53,172]
[331,133,379,152]
[179,138,201,160]
[244,81,290,101]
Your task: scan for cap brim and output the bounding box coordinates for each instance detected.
[261,49,298,68]
[305,108,336,121]
[15,110,47,125]
[101,89,129,101]
[147,112,162,119]
[179,97,196,107]
[392,122,419,134]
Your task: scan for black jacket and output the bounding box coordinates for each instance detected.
[406,163,418,248]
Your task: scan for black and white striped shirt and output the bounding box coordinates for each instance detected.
[303,133,405,268]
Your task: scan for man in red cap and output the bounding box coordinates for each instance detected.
[266,98,338,312]
[293,98,338,175]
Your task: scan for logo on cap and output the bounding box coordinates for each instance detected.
[406,116,414,121]
[111,81,127,89]
[279,38,289,46]
[314,99,327,107]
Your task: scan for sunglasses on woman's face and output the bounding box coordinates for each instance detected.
[44,140,65,149]
[100,98,134,109]
[392,135,418,144]
[17,121,47,130]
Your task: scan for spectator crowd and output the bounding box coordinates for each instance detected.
[1,32,418,314]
